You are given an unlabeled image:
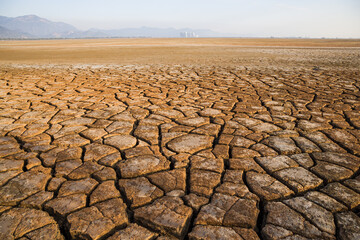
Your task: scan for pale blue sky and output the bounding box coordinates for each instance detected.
[0,0,359,37]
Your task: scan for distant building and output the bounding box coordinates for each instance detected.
[180,32,199,38]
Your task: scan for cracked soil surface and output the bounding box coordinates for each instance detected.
[0,39,360,239]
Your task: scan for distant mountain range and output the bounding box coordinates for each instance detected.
[0,15,77,38]
[0,15,226,39]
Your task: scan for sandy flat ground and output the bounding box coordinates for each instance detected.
[1,38,360,69]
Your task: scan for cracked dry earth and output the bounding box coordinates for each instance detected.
[0,65,359,240]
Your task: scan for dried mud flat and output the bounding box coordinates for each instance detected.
[0,39,360,239]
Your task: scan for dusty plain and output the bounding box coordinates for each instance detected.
[0,38,360,239]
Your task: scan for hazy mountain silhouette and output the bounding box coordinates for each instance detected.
[0,15,227,39]
[0,25,34,38]
[0,15,78,38]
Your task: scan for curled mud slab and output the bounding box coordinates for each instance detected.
[0,62,359,239]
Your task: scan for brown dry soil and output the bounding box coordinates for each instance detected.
[0,38,360,240]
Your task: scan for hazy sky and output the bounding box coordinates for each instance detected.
[0,0,359,38]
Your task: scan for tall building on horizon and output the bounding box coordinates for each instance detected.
[180,32,199,38]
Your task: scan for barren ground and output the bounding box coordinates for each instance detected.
[0,38,360,239]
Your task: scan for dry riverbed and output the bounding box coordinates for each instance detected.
[0,38,359,239]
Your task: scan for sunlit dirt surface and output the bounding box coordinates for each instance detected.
[1,38,360,69]
[0,39,360,239]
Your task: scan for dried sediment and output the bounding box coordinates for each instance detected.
[0,63,359,239]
